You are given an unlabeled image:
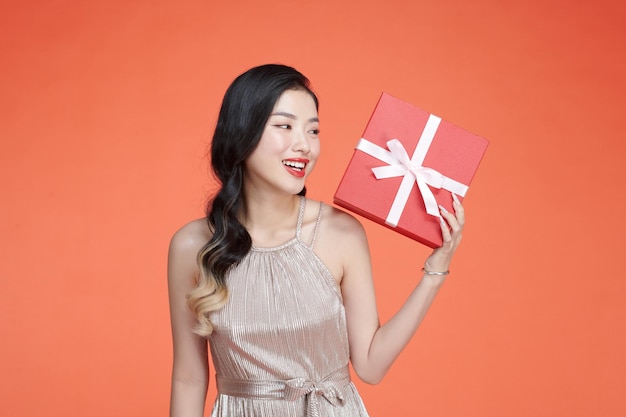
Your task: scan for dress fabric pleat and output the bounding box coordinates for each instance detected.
[209,197,370,417]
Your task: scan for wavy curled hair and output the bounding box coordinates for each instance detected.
[187,64,319,336]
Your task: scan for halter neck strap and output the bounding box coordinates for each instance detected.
[295,197,324,249]
[295,196,306,240]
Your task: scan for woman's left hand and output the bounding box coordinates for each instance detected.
[423,193,465,273]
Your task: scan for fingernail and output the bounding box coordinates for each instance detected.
[440,218,447,228]
[452,193,460,204]
[438,204,448,214]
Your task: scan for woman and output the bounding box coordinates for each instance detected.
[168,64,464,417]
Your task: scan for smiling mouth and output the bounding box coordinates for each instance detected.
[282,160,306,171]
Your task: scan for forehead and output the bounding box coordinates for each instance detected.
[272,89,318,114]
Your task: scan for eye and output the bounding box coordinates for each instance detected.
[274,124,291,130]
[309,128,320,135]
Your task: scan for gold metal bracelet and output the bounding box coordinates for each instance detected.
[421,267,450,276]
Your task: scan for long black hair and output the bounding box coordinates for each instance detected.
[188,64,318,336]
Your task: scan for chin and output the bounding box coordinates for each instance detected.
[281,180,306,196]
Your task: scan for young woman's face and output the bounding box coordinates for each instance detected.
[244,88,320,196]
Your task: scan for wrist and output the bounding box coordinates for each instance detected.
[424,253,451,271]
[420,272,447,288]
[421,267,449,276]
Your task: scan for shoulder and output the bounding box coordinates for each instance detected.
[171,218,211,247]
[168,218,212,290]
[168,218,212,266]
[303,197,364,232]
[319,202,367,239]
[307,200,371,284]
[312,200,370,255]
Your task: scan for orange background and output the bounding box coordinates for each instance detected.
[1,0,625,416]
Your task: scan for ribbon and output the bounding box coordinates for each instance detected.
[284,377,345,417]
[356,114,469,226]
[216,367,350,417]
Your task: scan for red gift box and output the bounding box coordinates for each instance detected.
[334,93,489,248]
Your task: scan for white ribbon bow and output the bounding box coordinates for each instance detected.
[356,114,469,226]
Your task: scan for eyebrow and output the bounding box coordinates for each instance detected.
[270,111,319,123]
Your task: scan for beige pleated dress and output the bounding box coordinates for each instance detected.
[208,197,370,417]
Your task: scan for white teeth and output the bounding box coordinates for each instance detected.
[283,160,305,169]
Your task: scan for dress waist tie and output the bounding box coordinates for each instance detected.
[216,366,351,417]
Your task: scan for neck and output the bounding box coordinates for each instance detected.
[241,191,302,234]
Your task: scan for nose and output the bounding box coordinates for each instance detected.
[292,129,311,153]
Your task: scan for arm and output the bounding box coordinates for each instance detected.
[341,196,465,384]
[168,222,210,417]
